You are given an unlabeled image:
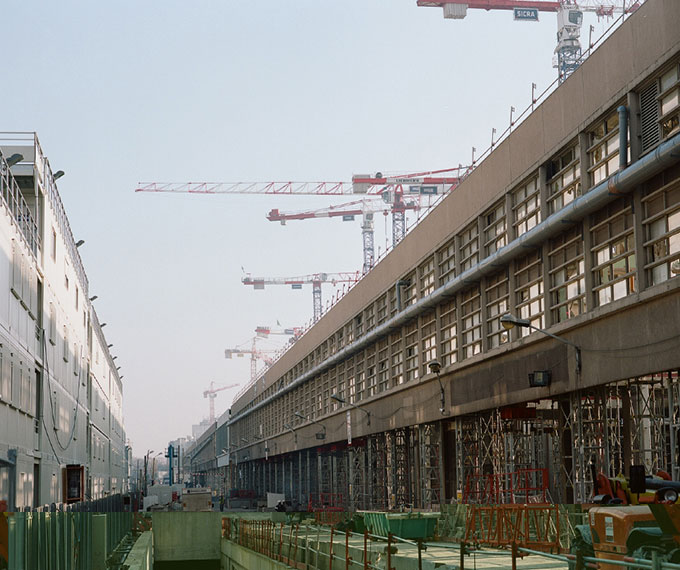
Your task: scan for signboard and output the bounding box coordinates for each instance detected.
[514,8,539,21]
[342,215,355,221]
[387,177,424,184]
[346,410,352,445]
[420,185,439,195]
[291,283,303,290]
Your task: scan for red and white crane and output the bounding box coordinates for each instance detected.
[267,197,423,274]
[135,171,466,248]
[416,0,642,81]
[242,272,361,322]
[203,381,239,424]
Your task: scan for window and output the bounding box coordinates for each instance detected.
[591,198,636,306]
[51,228,57,261]
[514,250,544,334]
[377,338,389,393]
[390,332,403,386]
[421,312,437,372]
[640,61,680,153]
[75,287,79,311]
[440,299,457,366]
[642,179,680,285]
[512,176,541,236]
[588,108,627,186]
[49,303,56,345]
[482,200,507,257]
[437,238,456,285]
[660,65,680,139]
[485,270,509,349]
[460,286,482,359]
[459,221,479,271]
[63,327,69,362]
[376,294,388,324]
[402,273,417,307]
[366,349,377,397]
[549,225,586,323]
[404,322,419,382]
[419,257,435,297]
[548,143,581,213]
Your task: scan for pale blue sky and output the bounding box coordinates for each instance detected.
[2,1,621,455]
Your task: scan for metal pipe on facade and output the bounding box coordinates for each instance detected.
[619,105,629,168]
[228,131,680,428]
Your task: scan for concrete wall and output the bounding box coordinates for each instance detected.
[152,512,222,562]
[125,532,153,570]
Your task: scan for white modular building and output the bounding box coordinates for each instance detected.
[0,133,126,510]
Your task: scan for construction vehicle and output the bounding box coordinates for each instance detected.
[592,466,680,506]
[570,506,680,569]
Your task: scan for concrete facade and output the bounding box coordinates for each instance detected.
[223,0,680,507]
[0,133,126,510]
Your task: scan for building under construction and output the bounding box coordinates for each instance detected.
[203,0,680,509]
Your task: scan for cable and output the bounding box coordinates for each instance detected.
[42,330,82,451]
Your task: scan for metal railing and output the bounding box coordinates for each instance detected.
[224,514,680,570]
[0,149,40,258]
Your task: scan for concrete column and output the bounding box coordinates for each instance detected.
[579,132,591,194]
[91,514,107,570]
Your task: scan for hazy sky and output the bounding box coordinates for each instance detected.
[2,1,624,456]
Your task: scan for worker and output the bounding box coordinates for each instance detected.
[219,494,225,512]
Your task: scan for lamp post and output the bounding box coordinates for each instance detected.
[428,360,446,415]
[294,411,327,439]
[283,423,298,445]
[331,394,371,425]
[500,313,581,373]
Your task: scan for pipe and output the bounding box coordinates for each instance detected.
[619,105,628,168]
[229,131,680,427]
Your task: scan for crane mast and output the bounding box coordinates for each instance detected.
[224,339,279,383]
[203,381,239,423]
[267,197,422,274]
[416,0,642,81]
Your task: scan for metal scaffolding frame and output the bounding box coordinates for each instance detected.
[368,433,388,510]
[348,443,366,511]
[419,423,442,509]
[224,371,680,508]
[391,427,411,509]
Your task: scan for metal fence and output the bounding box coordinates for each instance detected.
[6,511,132,570]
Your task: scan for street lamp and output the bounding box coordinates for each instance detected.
[428,360,446,415]
[500,313,581,373]
[331,394,371,425]
[294,412,326,439]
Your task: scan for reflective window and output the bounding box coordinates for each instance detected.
[549,225,586,323]
[548,143,581,213]
[591,198,636,306]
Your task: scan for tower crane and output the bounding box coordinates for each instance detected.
[242,272,361,322]
[135,171,465,248]
[416,0,642,81]
[267,197,423,274]
[224,339,280,382]
[203,381,239,424]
